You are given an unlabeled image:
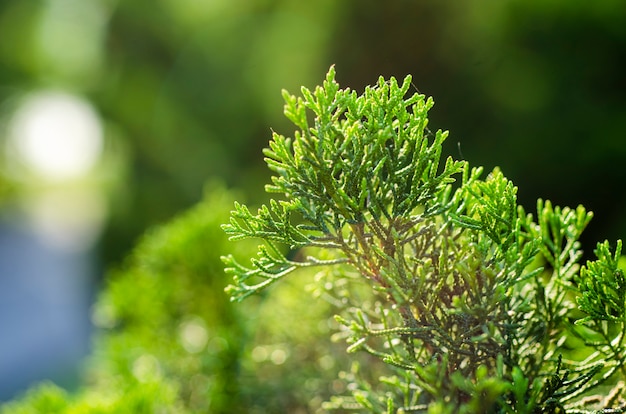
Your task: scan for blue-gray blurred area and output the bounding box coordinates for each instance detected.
[0,0,625,402]
[0,221,93,400]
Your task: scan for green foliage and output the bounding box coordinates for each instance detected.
[87,182,344,413]
[0,379,181,414]
[1,384,70,414]
[2,183,340,413]
[87,182,252,413]
[224,67,626,412]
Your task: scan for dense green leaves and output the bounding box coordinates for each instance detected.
[224,68,626,412]
[577,240,625,323]
[265,65,464,224]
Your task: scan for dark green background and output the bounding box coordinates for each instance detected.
[3,0,624,263]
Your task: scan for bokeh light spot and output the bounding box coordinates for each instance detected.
[8,91,103,181]
[179,317,209,354]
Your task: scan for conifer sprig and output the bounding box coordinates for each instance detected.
[222,67,626,412]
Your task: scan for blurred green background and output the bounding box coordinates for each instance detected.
[2,0,625,262]
[0,0,625,411]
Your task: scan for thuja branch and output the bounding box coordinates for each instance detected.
[222,66,626,412]
[223,66,464,301]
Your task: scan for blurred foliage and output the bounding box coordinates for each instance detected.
[2,183,347,413]
[0,380,182,414]
[1,0,624,264]
[93,0,344,262]
[0,0,344,262]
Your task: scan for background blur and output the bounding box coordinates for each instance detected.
[0,0,625,403]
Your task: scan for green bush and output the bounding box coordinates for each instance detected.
[2,183,343,413]
[223,67,626,412]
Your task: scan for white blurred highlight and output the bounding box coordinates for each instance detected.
[5,91,107,252]
[8,91,103,181]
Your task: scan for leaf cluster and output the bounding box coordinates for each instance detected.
[223,67,626,412]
